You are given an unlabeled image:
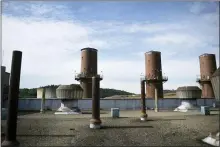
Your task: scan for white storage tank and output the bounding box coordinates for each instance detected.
[37,86,58,98]
[176,86,202,98]
[45,86,57,98]
[56,84,83,99]
[37,88,44,98]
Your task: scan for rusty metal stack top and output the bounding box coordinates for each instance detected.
[211,67,220,101]
[75,47,100,98]
[80,47,98,76]
[197,53,217,98]
[144,51,165,98]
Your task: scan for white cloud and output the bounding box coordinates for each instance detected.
[124,23,184,34]
[144,33,201,47]
[2,2,219,94]
[189,2,205,14]
[2,15,107,78]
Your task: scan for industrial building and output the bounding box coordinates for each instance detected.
[75,47,103,98]
[56,84,83,99]
[144,51,167,98]
[1,66,10,107]
[211,67,220,101]
[197,53,217,98]
[176,86,202,99]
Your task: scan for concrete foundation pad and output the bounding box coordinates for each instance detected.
[54,112,81,115]
[90,123,101,129]
[55,101,81,115]
[202,132,219,147]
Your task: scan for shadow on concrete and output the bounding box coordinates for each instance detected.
[130,118,186,123]
[101,125,153,129]
[82,112,108,114]
[17,134,76,137]
[209,114,219,116]
[110,117,129,119]
[147,118,186,121]
[18,111,40,116]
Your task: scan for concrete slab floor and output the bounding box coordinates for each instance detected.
[1,110,219,146]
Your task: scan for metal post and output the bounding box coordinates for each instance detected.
[90,76,101,129]
[155,88,158,112]
[1,66,6,108]
[140,80,148,121]
[2,51,22,147]
[40,88,45,113]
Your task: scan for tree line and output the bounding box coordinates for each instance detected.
[19,85,134,98]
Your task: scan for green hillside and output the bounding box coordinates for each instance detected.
[19,85,134,98]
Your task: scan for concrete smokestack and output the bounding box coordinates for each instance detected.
[75,47,102,98]
[197,53,217,98]
[145,51,165,98]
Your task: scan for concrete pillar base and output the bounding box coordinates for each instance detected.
[140,113,148,121]
[1,140,20,147]
[40,110,45,114]
[89,123,101,129]
[140,117,147,121]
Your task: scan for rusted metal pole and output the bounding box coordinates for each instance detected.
[140,80,148,121]
[155,88,158,112]
[2,51,22,147]
[90,76,101,129]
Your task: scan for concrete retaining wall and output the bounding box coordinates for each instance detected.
[10,98,216,111]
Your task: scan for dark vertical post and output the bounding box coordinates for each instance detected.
[140,80,148,121]
[2,51,22,147]
[90,76,101,129]
[1,66,6,108]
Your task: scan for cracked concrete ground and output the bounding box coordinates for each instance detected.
[1,110,219,146]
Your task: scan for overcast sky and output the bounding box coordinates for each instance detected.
[1,1,219,94]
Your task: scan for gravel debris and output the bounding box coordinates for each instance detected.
[1,110,218,146]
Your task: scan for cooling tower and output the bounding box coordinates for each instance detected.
[45,87,57,98]
[56,84,83,99]
[75,47,99,98]
[37,86,57,98]
[37,88,44,98]
[211,67,220,102]
[176,86,202,99]
[145,51,164,98]
[197,54,217,98]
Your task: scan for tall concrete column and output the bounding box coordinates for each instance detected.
[155,88,158,112]
[140,80,148,121]
[2,51,22,147]
[40,88,45,113]
[90,76,102,129]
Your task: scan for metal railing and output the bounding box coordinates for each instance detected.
[196,75,211,82]
[140,75,168,81]
[75,72,103,79]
